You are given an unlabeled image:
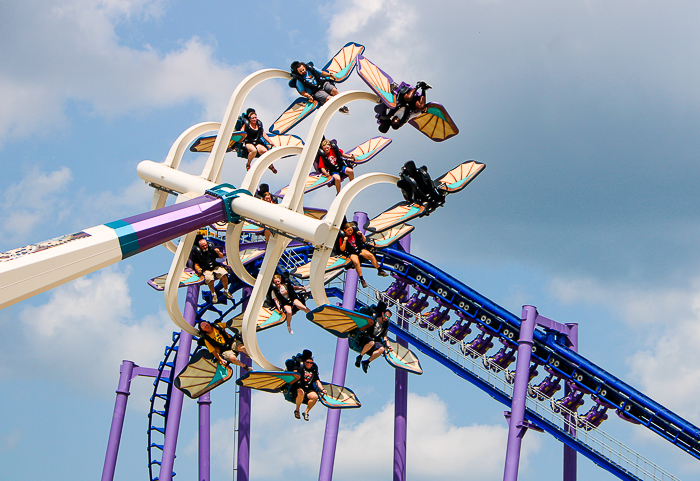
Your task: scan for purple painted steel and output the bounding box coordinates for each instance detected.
[394,234,410,481]
[121,195,216,224]
[198,392,212,481]
[133,197,226,253]
[159,284,200,481]
[101,360,135,481]
[237,286,253,481]
[563,323,579,481]
[318,212,366,481]
[503,305,537,481]
[131,366,168,378]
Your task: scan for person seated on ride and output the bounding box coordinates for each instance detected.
[317,139,355,194]
[239,108,277,173]
[197,319,251,372]
[291,349,327,421]
[354,301,393,373]
[260,190,277,243]
[267,273,310,335]
[191,238,233,304]
[290,61,349,114]
[338,222,388,289]
[378,81,431,133]
[255,183,278,203]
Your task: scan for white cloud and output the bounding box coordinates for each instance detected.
[204,391,538,480]
[0,166,73,243]
[0,167,156,248]
[0,266,173,397]
[0,0,254,143]
[551,276,700,423]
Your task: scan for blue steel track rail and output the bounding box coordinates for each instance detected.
[387,322,647,481]
[376,247,700,461]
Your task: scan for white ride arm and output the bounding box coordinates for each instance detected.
[150,122,221,253]
[164,230,200,336]
[201,68,291,184]
[280,91,379,213]
[226,145,303,287]
[241,233,291,371]
[308,173,399,306]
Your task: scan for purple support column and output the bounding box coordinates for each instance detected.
[393,234,411,481]
[198,392,211,481]
[101,360,135,481]
[318,212,367,481]
[159,283,200,481]
[503,305,537,481]
[237,286,253,481]
[563,324,579,481]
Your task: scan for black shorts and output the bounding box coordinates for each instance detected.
[358,333,383,355]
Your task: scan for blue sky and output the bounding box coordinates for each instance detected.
[1,1,699,480]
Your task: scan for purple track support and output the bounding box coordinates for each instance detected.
[198,392,212,481]
[318,212,366,481]
[563,324,579,481]
[101,360,135,481]
[159,283,200,481]
[237,286,253,481]
[394,234,411,481]
[503,305,537,481]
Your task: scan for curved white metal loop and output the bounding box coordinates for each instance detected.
[241,145,303,192]
[225,145,303,287]
[241,233,291,371]
[164,230,200,337]
[308,173,399,306]
[151,122,221,253]
[201,68,291,184]
[280,90,379,213]
[241,90,380,370]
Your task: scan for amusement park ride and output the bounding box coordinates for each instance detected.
[0,43,698,481]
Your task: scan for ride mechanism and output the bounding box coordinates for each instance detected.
[0,43,697,481]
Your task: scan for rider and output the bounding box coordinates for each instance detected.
[317,139,355,194]
[197,319,251,372]
[239,108,277,173]
[377,81,431,133]
[354,302,393,373]
[290,61,349,114]
[338,222,388,288]
[291,349,327,421]
[191,238,233,304]
[267,273,310,335]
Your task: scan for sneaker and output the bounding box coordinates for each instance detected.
[416,80,432,90]
[339,106,349,115]
[224,290,233,299]
[211,292,218,303]
[390,82,398,91]
[377,269,389,277]
[355,355,362,368]
[287,325,294,335]
[361,359,370,373]
[360,278,368,289]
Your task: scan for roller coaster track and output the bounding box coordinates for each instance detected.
[148,239,695,481]
[147,332,179,481]
[374,247,700,464]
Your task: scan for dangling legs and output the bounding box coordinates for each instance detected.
[283,305,294,334]
[245,144,257,170]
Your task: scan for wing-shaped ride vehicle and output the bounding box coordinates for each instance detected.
[307,305,423,375]
[270,42,365,135]
[356,55,459,142]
